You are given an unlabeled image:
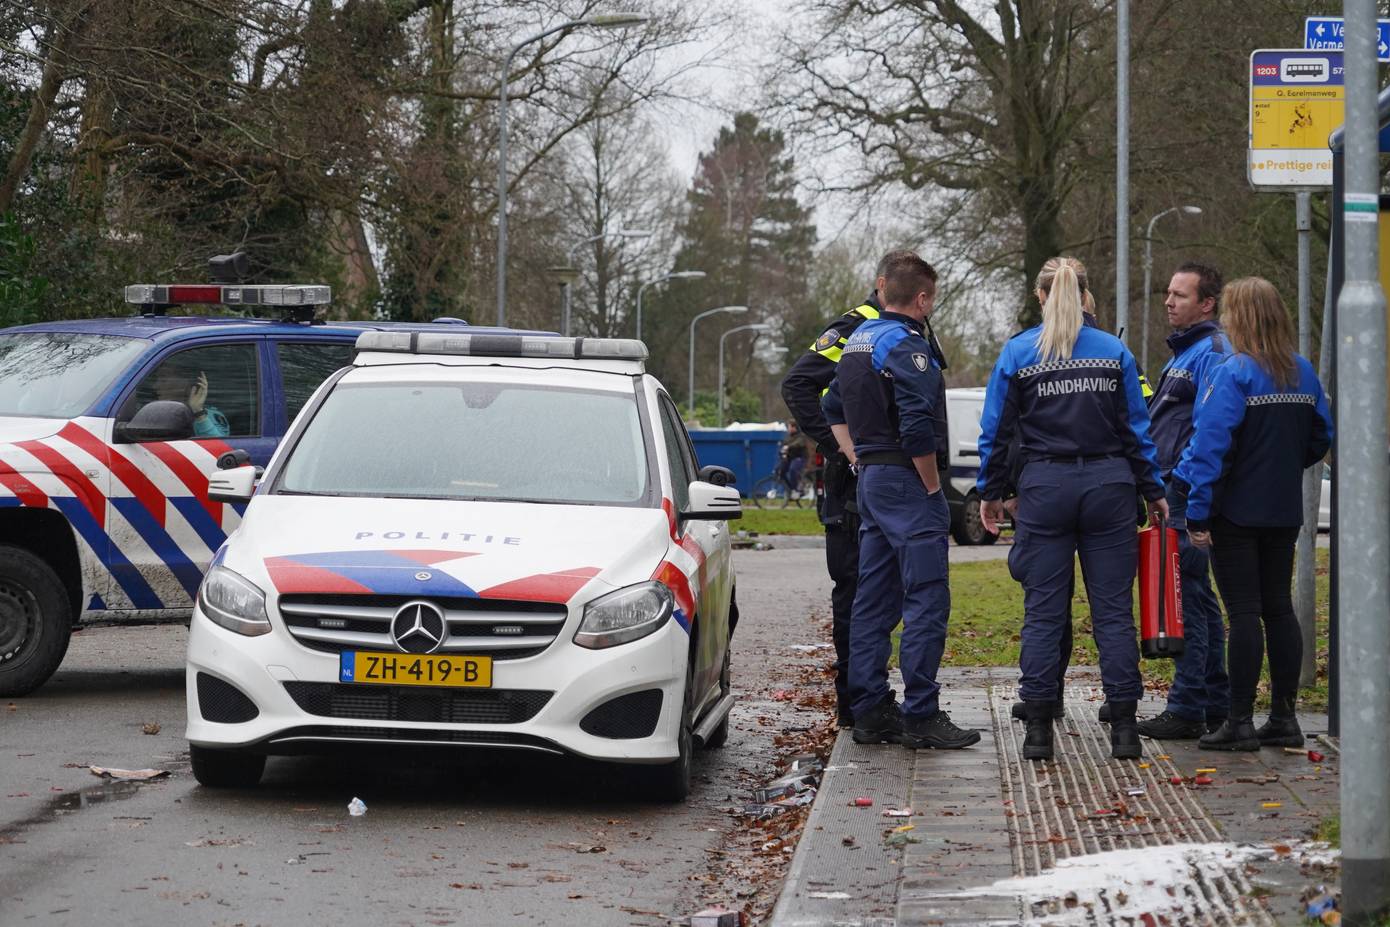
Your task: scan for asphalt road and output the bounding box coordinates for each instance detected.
[1,549,842,927]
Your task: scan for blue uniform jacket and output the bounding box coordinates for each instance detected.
[976,324,1163,502]
[822,312,941,459]
[1148,320,1230,475]
[1172,353,1332,531]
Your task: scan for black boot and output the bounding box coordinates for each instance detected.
[1199,701,1260,752]
[1098,702,1112,723]
[1256,694,1304,748]
[1011,698,1064,722]
[851,696,903,745]
[902,710,981,750]
[1021,701,1055,761]
[1109,700,1142,759]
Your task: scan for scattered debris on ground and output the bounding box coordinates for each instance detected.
[88,766,169,780]
[347,797,367,817]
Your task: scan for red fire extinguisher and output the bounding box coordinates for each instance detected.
[1139,517,1185,658]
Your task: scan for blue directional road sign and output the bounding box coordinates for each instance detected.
[1305,16,1390,62]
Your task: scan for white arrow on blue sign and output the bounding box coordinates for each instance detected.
[1305,16,1390,62]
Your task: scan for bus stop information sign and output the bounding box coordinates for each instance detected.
[1249,49,1345,189]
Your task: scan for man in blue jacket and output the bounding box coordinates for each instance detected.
[823,251,979,750]
[1136,261,1232,740]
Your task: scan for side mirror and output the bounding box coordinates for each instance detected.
[208,466,256,503]
[684,480,742,521]
[114,401,195,443]
[697,464,736,488]
[216,449,251,470]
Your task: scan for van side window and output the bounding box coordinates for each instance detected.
[121,344,260,438]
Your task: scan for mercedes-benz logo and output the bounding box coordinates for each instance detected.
[390,600,447,654]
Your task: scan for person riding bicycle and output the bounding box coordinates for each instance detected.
[778,420,813,495]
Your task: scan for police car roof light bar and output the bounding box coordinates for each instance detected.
[354,331,648,362]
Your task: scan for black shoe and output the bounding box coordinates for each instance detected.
[1257,694,1304,747]
[901,710,981,750]
[851,697,903,745]
[1136,710,1205,740]
[1011,699,1064,721]
[1199,717,1260,752]
[1021,702,1055,760]
[836,707,855,729]
[1205,715,1227,735]
[1098,702,1112,723]
[1108,700,1142,759]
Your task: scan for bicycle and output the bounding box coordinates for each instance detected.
[749,462,817,509]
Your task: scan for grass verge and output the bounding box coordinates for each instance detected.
[737,506,823,536]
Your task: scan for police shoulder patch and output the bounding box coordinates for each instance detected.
[814,329,840,351]
[911,353,929,372]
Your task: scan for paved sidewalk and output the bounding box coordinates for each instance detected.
[773,667,1340,926]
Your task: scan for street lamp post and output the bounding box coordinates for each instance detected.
[636,270,706,343]
[688,306,747,414]
[718,323,771,427]
[561,228,652,336]
[1141,205,1202,371]
[495,13,649,327]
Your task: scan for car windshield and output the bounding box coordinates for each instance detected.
[0,333,147,418]
[277,380,650,505]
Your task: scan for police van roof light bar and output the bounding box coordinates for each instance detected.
[124,284,332,308]
[355,331,648,362]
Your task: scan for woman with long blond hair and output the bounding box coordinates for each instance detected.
[1174,277,1332,751]
[975,256,1168,762]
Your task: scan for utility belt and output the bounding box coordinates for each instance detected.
[856,450,914,468]
[1026,452,1121,465]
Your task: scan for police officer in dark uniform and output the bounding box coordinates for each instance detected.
[780,251,948,727]
[821,251,979,750]
[977,256,1167,761]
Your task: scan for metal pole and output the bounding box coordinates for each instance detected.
[1294,191,1318,687]
[1115,0,1130,343]
[1142,221,1155,372]
[636,282,648,343]
[1338,1,1390,919]
[562,281,572,337]
[717,329,727,427]
[495,44,521,327]
[687,305,747,414]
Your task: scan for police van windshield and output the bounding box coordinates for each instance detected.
[0,333,148,418]
[278,381,649,505]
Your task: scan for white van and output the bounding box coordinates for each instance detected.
[943,387,997,545]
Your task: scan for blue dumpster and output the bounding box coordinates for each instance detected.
[688,427,785,497]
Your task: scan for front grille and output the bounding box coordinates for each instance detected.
[580,689,663,739]
[283,682,551,724]
[265,724,562,753]
[197,672,260,723]
[278,594,568,660]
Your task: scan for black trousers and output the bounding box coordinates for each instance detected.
[825,511,860,712]
[1209,517,1302,710]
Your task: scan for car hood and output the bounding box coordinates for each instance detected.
[224,496,673,604]
[0,416,67,444]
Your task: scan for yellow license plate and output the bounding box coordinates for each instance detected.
[339,651,492,688]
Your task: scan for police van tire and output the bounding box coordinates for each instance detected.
[951,492,997,547]
[647,660,695,802]
[0,546,74,697]
[190,745,266,788]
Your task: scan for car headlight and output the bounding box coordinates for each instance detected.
[574,582,673,650]
[198,566,271,637]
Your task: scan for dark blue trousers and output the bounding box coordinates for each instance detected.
[849,464,951,719]
[1161,484,1231,722]
[1012,458,1143,703]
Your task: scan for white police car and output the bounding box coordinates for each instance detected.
[187,331,742,800]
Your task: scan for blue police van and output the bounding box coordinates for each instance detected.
[0,272,527,696]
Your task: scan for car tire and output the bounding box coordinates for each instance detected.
[0,546,74,697]
[703,634,732,750]
[951,492,997,546]
[647,659,694,802]
[190,745,266,788]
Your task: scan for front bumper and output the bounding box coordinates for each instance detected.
[185,605,688,763]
